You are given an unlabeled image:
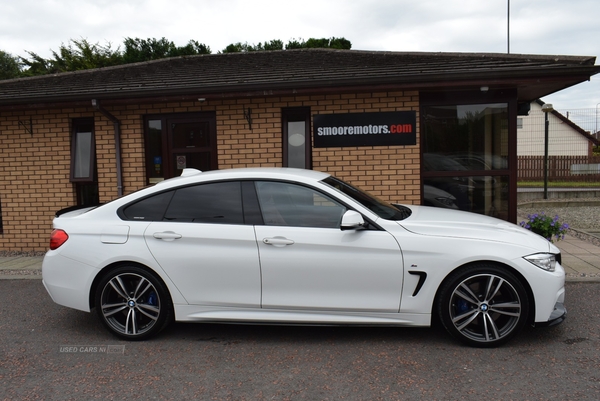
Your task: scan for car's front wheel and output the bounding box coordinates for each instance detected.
[437,264,530,347]
[95,265,173,340]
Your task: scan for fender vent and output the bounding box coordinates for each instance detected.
[408,271,427,296]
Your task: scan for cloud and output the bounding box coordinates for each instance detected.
[1,0,598,108]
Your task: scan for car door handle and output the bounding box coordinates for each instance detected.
[263,237,295,247]
[153,231,182,241]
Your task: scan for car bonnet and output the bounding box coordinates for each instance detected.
[397,205,553,252]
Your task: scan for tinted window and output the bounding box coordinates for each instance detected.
[322,176,411,221]
[164,182,243,224]
[256,181,346,228]
[122,191,174,221]
[421,103,509,220]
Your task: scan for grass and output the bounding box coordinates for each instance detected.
[518,181,600,188]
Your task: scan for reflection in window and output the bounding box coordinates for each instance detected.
[70,119,96,182]
[256,181,346,228]
[171,121,210,149]
[422,104,509,220]
[165,182,243,224]
[282,108,311,169]
[73,132,92,178]
[70,118,99,206]
[147,120,164,184]
[423,104,508,170]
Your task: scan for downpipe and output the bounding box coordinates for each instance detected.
[91,99,124,197]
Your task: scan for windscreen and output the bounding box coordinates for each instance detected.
[322,176,411,221]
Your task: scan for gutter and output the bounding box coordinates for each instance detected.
[91,99,124,197]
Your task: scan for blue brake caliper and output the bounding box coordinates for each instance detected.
[456,299,470,314]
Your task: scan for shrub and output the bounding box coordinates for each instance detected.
[520,213,569,243]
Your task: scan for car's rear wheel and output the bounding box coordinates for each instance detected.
[95,265,173,340]
[437,264,529,347]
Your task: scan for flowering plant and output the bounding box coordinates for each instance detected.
[519,213,569,243]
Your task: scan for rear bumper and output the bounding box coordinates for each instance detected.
[42,252,97,312]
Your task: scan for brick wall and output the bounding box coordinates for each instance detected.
[0,91,420,252]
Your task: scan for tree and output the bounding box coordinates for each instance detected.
[286,37,352,50]
[20,39,122,75]
[221,40,284,53]
[122,37,211,63]
[20,51,56,76]
[0,50,22,80]
[14,36,351,77]
[222,38,350,53]
[174,40,211,56]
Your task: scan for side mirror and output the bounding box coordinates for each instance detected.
[340,210,365,230]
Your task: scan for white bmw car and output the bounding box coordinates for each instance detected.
[42,168,566,347]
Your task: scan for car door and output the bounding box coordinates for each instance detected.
[254,181,404,312]
[140,181,261,307]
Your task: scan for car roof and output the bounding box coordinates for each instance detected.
[70,168,334,220]
[158,167,331,187]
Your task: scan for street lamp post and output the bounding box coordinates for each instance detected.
[507,0,510,54]
[542,103,554,199]
[594,103,600,134]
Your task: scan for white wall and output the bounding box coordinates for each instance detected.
[517,102,590,156]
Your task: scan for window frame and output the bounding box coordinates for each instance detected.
[0,197,3,234]
[419,90,518,222]
[255,180,347,228]
[282,107,311,169]
[143,112,217,184]
[70,118,96,183]
[119,180,260,225]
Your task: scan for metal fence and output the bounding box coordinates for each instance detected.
[517,107,599,183]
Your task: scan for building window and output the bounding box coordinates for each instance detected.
[70,118,95,182]
[422,103,510,220]
[70,118,99,205]
[282,107,311,169]
[517,118,523,129]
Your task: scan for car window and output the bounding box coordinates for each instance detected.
[255,181,346,228]
[322,176,411,221]
[122,191,174,221]
[164,181,244,224]
[121,181,244,224]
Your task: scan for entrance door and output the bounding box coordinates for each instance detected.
[144,113,217,183]
[168,117,216,176]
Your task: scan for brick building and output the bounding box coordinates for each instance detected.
[0,49,598,252]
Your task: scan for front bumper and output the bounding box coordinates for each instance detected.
[534,302,567,328]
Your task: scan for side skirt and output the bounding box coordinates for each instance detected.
[173,305,431,327]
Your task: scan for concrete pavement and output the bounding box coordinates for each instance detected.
[0,255,43,279]
[557,231,600,281]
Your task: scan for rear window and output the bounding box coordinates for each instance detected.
[122,191,174,221]
[164,182,243,224]
[121,181,244,224]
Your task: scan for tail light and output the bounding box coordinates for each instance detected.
[50,229,69,250]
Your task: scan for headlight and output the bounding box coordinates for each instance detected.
[524,253,557,272]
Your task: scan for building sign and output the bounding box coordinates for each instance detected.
[313,111,417,148]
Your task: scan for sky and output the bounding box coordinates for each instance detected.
[2,0,599,112]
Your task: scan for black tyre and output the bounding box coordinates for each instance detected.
[437,264,529,348]
[95,265,173,340]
